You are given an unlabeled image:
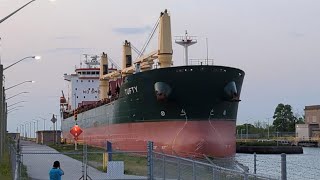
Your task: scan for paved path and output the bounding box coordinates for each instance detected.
[20,141,145,180]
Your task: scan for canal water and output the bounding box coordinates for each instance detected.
[235,147,320,180]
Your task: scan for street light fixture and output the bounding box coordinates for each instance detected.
[7,109,19,114]
[7,101,27,108]
[0,0,37,25]
[5,80,35,91]
[37,117,46,130]
[7,106,24,112]
[6,92,29,100]
[4,56,41,71]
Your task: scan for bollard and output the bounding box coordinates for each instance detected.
[243,165,249,180]
[106,141,112,161]
[254,152,257,174]
[281,153,287,180]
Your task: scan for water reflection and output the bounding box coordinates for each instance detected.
[235,147,320,180]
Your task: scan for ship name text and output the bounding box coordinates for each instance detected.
[125,86,138,95]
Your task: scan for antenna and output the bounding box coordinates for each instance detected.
[206,38,208,65]
[175,30,197,65]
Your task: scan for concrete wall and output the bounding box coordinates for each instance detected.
[36,130,61,145]
[305,105,320,125]
[296,124,310,140]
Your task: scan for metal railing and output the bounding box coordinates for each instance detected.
[9,140,281,180]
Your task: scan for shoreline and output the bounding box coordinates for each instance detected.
[236,146,303,154]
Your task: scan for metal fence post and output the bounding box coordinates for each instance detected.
[281,153,287,180]
[163,154,166,180]
[178,158,181,180]
[254,152,257,174]
[147,141,154,180]
[192,159,196,180]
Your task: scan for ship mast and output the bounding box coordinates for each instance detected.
[100,9,173,81]
[175,31,197,66]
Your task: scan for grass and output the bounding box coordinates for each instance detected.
[20,165,30,180]
[49,144,147,176]
[0,149,12,180]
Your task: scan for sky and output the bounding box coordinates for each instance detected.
[0,0,320,133]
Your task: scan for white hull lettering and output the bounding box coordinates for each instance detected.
[125,86,138,95]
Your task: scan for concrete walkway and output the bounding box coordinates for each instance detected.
[20,141,146,180]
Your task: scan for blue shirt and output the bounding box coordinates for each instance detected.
[49,168,64,180]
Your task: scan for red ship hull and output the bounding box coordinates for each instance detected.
[63,120,236,157]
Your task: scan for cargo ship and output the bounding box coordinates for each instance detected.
[60,10,245,157]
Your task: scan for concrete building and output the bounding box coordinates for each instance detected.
[296,105,320,140]
[305,105,320,124]
[36,130,61,145]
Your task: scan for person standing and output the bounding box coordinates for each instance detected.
[49,161,64,180]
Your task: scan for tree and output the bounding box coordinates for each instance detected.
[272,103,296,133]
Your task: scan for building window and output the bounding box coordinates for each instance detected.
[95,96,97,98]
[88,80,90,82]
[92,80,94,82]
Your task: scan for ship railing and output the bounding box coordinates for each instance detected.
[189,59,214,65]
[63,94,120,119]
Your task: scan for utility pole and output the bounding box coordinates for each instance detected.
[0,65,3,160]
[0,0,38,162]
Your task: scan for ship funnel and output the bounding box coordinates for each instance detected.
[158,9,173,68]
[122,40,132,69]
[99,52,109,100]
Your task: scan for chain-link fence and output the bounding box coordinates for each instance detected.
[9,140,277,180]
[8,143,19,180]
[152,151,273,180]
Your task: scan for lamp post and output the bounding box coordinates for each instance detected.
[38,117,46,130]
[24,122,29,138]
[0,0,42,161]
[32,121,36,139]
[29,122,32,139]
[7,101,27,108]
[4,56,41,71]
[7,108,20,114]
[7,106,24,112]
[32,119,39,141]
[19,124,24,137]
[6,92,29,101]
[246,123,249,140]
[32,119,39,132]
[267,118,270,139]
[0,0,37,25]
[5,80,35,91]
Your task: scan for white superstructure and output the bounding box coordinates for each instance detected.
[63,55,101,110]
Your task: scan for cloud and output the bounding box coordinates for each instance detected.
[113,26,152,35]
[292,32,305,38]
[55,35,81,40]
[42,48,92,54]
